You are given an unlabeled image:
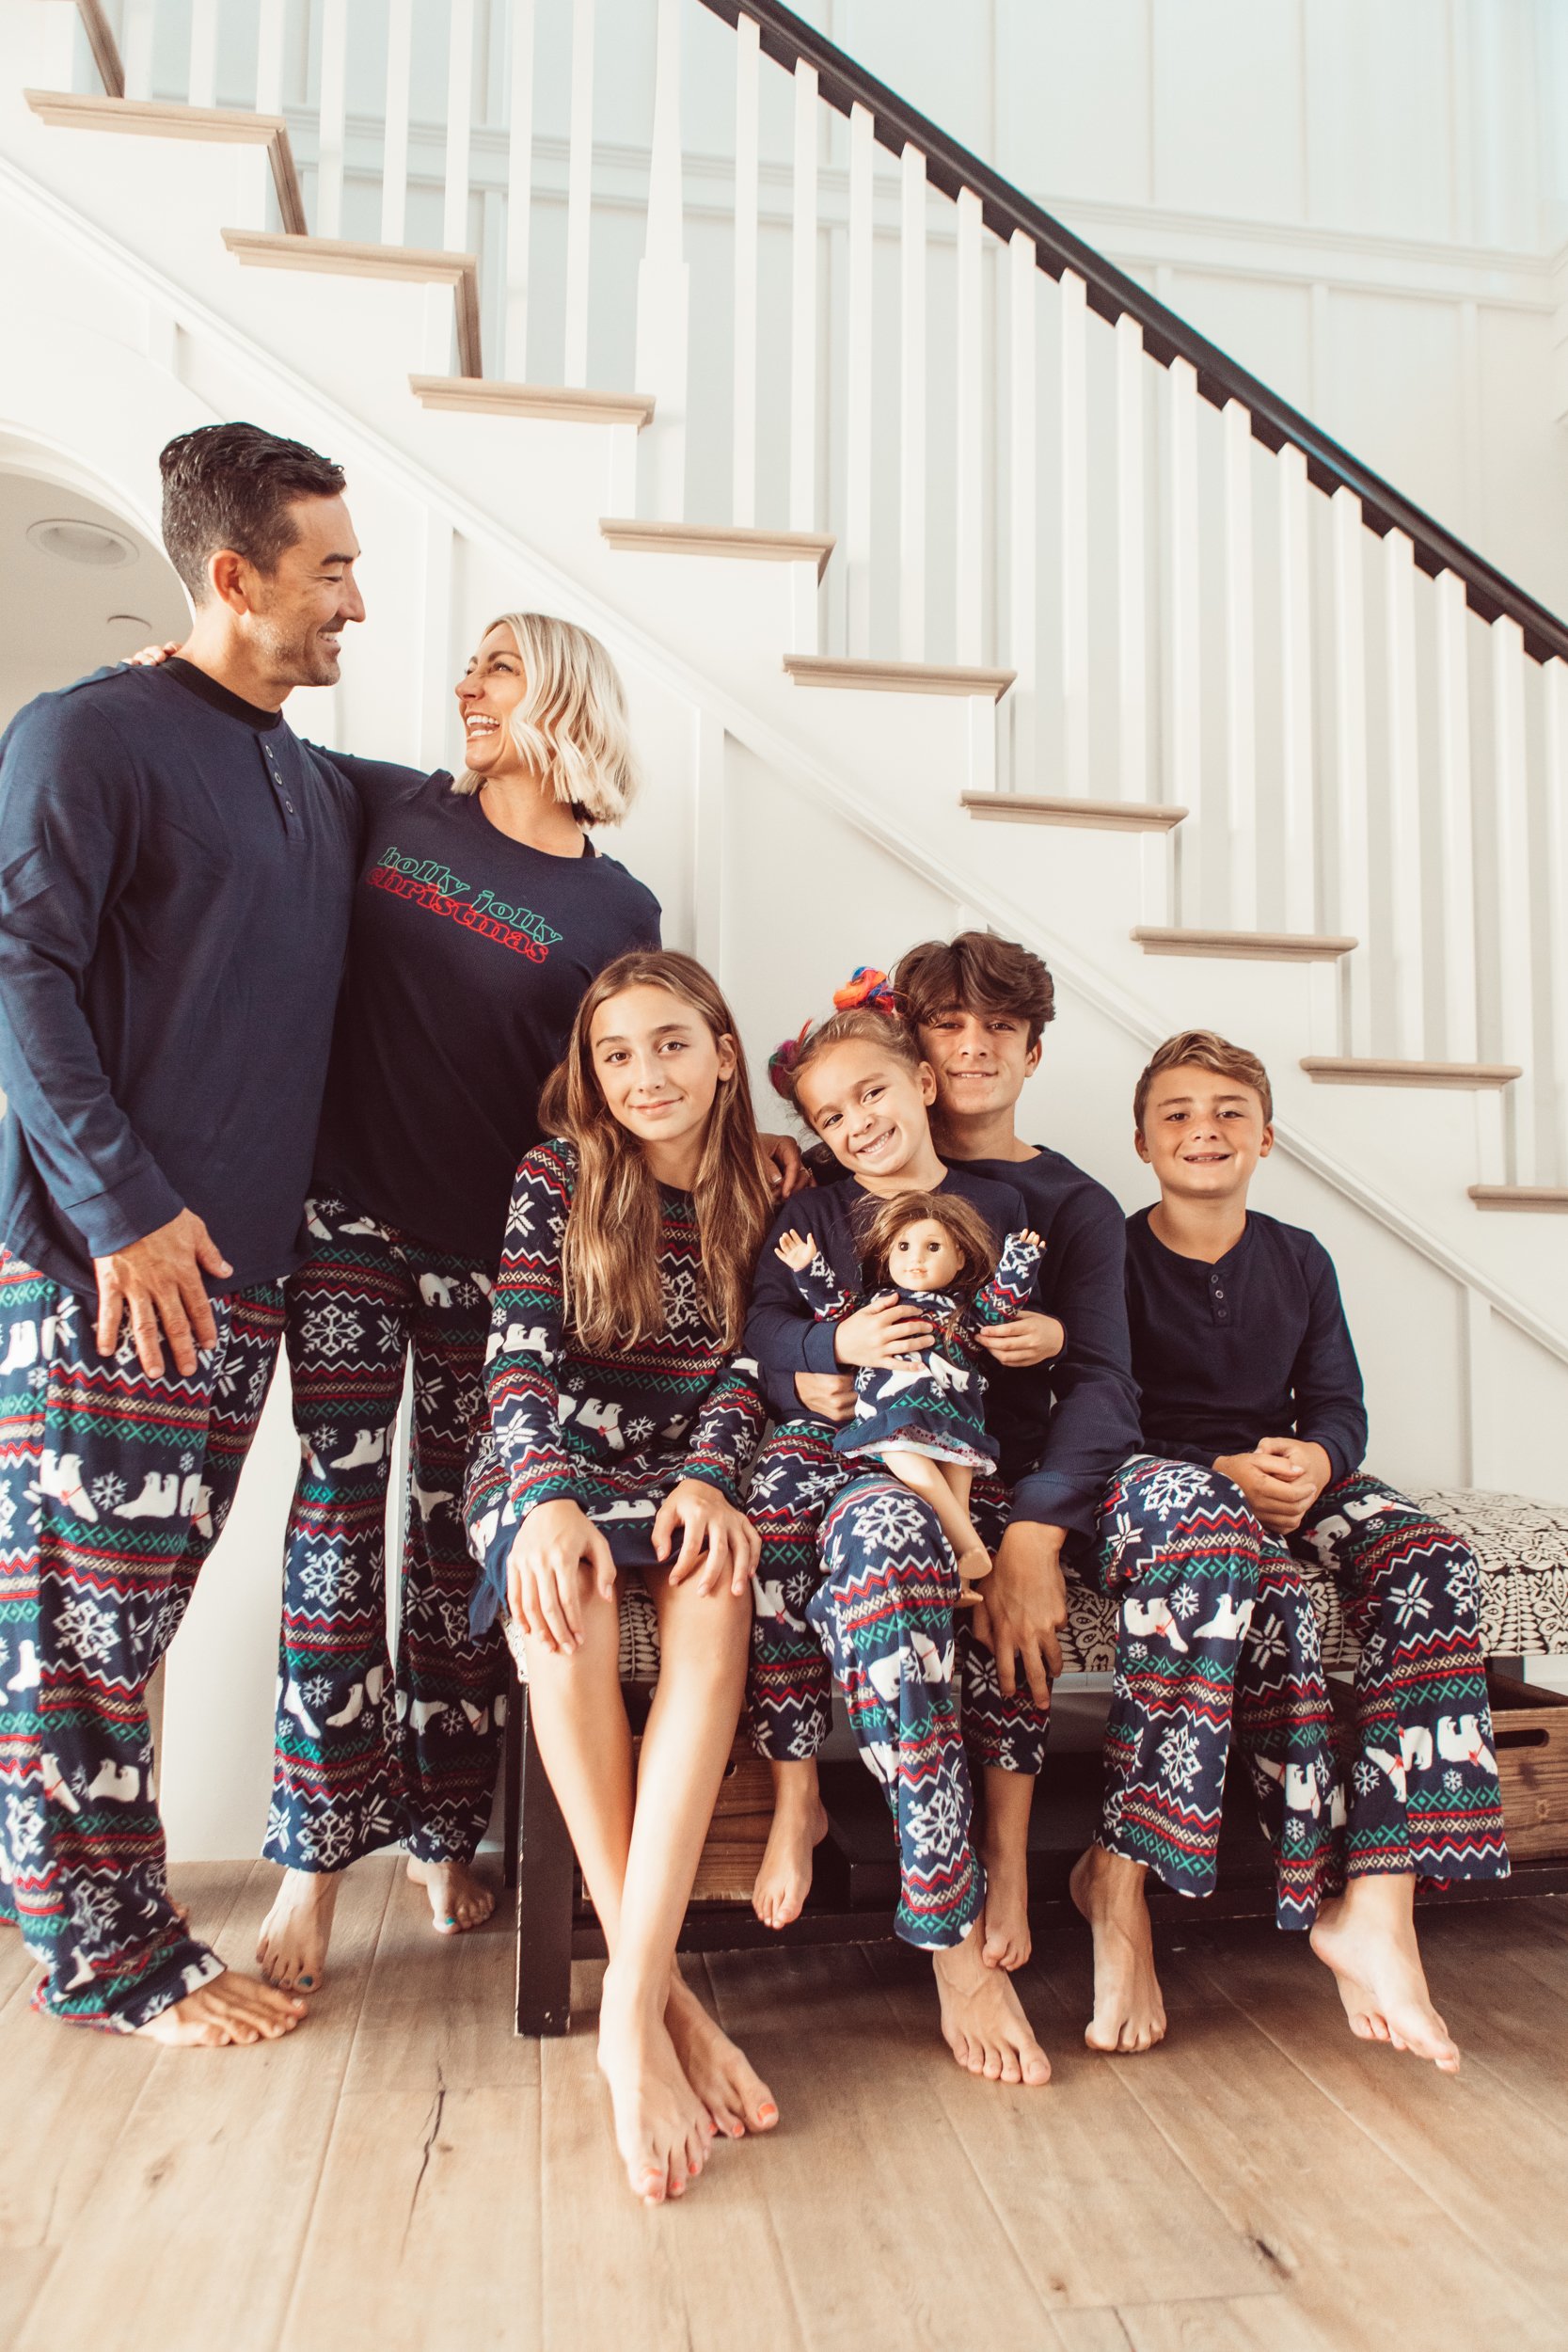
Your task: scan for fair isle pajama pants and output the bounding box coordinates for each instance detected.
[1088,1460,1509,1920]
[0,1251,281,2029]
[265,1196,506,1876]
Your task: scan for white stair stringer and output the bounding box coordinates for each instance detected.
[1,144,1566,1512]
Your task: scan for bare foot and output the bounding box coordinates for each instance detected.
[136,1969,307,2047]
[257,1867,340,1992]
[979,1836,1032,1971]
[1069,1844,1166,2054]
[665,1970,779,2139]
[752,1777,828,1930]
[598,1965,716,2204]
[1309,1876,1459,2073]
[932,1920,1052,2085]
[406,1856,495,1936]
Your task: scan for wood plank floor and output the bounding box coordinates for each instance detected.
[5,1862,1567,2352]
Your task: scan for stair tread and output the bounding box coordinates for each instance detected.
[1468,1186,1568,1211]
[223,230,480,375]
[1303,1057,1523,1088]
[412,376,654,426]
[1132,926,1358,961]
[963,790,1186,832]
[784,654,1015,700]
[601,517,834,576]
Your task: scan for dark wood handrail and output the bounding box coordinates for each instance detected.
[697,0,1568,666]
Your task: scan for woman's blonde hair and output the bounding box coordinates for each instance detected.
[538,950,775,1353]
[451,612,641,824]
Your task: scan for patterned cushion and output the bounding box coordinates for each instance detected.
[500,1486,1568,1685]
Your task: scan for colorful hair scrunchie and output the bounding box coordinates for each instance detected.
[832,966,899,1016]
[768,1019,813,1100]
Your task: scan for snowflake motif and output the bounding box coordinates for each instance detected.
[1126,1641,1148,1662]
[264,1800,291,1853]
[70,1877,120,1952]
[1248,1612,1290,1671]
[377,1314,404,1357]
[1387,1576,1432,1630]
[299,1302,364,1359]
[1101,1511,1142,1574]
[1170,1583,1201,1621]
[659,1263,705,1332]
[1157,1723,1203,1791]
[214,1358,241,1398]
[26,1365,46,1391]
[302,1675,335,1709]
[747,1457,790,1502]
[625,1415,656,1447]
[0,1490,13,1542]
[906,1781,964,1860]
[843,1487,934,1556]
[301,1551,356,1610]
[1354,1759,1382,1794]
[90,1472,129,1512]
[505,1192,535,1238]
[297,1813,356,1869]
[786,1726,820,1760]
[1139,1462,1212,1524]
[54,1592,119,1668]
[1443,1768,1464,1794]
[7,1792,45,1860]
[179,1451,197,1475]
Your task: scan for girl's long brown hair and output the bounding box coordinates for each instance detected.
[537,949,775,1352]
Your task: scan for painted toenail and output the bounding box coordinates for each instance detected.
[298,1974,313,1986]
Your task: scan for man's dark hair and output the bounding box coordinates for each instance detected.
[159,422,346,601]
[894,930,1056,1050]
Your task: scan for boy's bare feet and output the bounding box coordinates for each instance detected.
[1069,1844,1166,2054]
[597,1964,716,2204]
[257,1867,340,1991]
[136,1970,307,2046]
[1309,1875,1459,2073]
[406,1855,495,1935]
[752,1771,828,1930]
[665,1969,779,2139]
[979,1836,1032,1971]
[932,1919,1052,2085]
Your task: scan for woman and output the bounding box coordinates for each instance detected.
[464,950,776,2203]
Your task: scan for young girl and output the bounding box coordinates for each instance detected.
[773,1193,1046,1588]
[745,971,1059,2088]
[463,949,777,2205]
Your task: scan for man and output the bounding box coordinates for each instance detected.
[0,421,364,2042]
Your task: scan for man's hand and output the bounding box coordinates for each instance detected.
[795,1371,855,1423]
[759,1132,813,1199]
[974,1311,1066,1369]
[971,1519,1069,1709]
[1213,1442,1323,1535]
[653,1477,760,1596]
[508,1498,615,1654]
[94,1209,231,1378]
[833,1294,932,1371]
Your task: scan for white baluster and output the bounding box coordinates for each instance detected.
[255,0,285,114]
[1007,229,1037,795]
[788,60,818,535]
[1115,312,1146,803]
[188,0,218,107]
[1165,356,1200,915]
[1221,400,1256,929]
[316,0,349,240]
[1276,441,1315,932]
[899,144,927,661]
[635,0,689,516]
[1433,570,1478,1061]
[1330,486,1370,1052]
[1544,659,1568,1182]
[1057,267,1088,790]
[504,0,535,377]
[731,13,760,525]
[954,188,984,668]
[123,0,153,101]
[844,103,876,656]
[1491,615,1535,1181]
[561,0,594,385]
[1382,528,1423,1056]
[445,0,476,258]
[381,0,413,247]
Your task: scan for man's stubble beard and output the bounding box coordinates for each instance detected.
[252,609,341,690]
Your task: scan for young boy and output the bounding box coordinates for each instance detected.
[1095,1027,1509,2071]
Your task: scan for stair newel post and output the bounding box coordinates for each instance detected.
[380,0,414,248]
[314,0,349,240]
[1490,614,1536,1184]
[1543,660,1568,1186]
[899,144,928,663]
[1164,354,1201,923]
[731,12,760,528]
[1220,399,1258,931]
[1276,440,1316,936]
[1434,569,1480,1064]
[562,0,594,387]
[1115,312,1147,809]
[1006,228,1037,802]
[1383,528,1424,1060]
[122,0,154,102]
[503,0,535,379]
[1055,265,1089,795]
[1330,485,1371,1056]
[635,0,689,520]
[845,102,876,657]
[954,187,986,672]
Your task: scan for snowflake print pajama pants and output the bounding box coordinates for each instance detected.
[0,1251,281,2028]
[746,1420,1047,1949]
[266,1197,506,1877]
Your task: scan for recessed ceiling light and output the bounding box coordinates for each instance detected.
[26,517,137,568]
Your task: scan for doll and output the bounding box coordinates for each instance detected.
[775,1188,1049,1594]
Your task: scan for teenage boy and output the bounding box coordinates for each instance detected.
[1095,1027,1508,2071]
[0,423,364,2043]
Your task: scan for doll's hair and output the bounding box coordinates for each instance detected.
[767,968,923,1119]
[858,1188,999,1298]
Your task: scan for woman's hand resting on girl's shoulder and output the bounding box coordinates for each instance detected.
[508,1498,617,1655]
[653,1478,760,1596]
